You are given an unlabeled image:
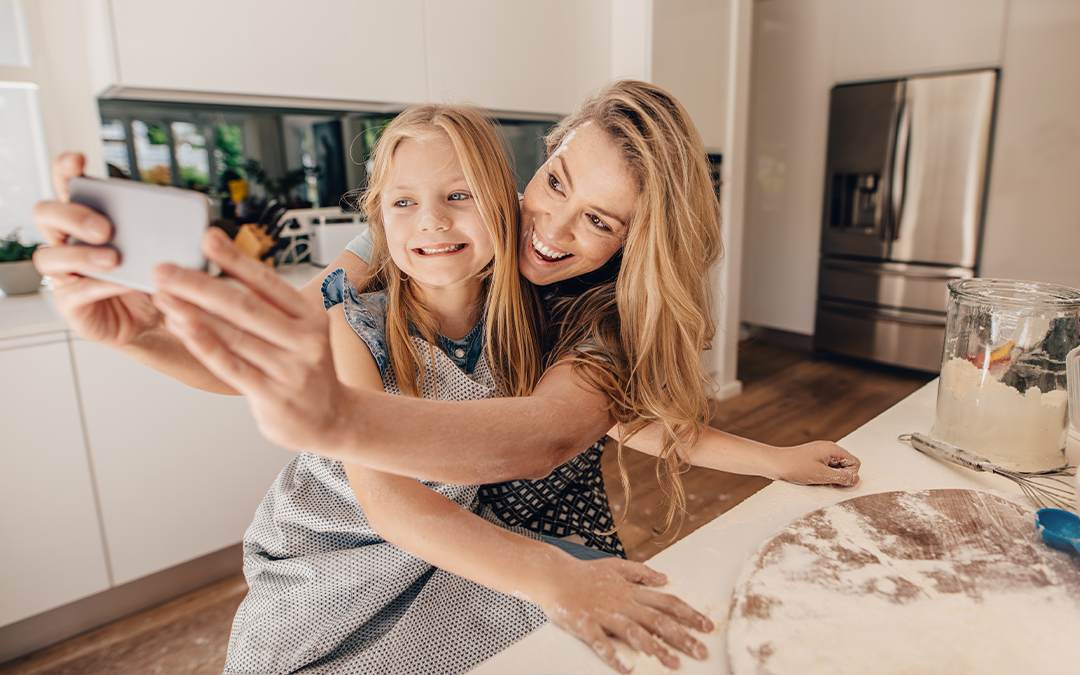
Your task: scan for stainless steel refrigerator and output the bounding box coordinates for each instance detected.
[813,70,998,372]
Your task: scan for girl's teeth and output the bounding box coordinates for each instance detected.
[419,244,464,254]
[531,231,570,260]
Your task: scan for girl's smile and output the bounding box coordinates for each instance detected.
[381,134,494,296]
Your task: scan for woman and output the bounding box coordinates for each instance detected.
[34,81,858,671]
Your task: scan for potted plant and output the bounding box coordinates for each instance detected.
[0,230,43,295]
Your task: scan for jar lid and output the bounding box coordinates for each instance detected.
[948,278,1080,309]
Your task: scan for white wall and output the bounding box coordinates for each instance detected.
[979,0,1080,289]
[651,0,730,152]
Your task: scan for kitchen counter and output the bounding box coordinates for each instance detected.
[473,381,1080,674]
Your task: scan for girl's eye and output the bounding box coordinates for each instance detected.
[449,192,470,201]
[393,199,414,208]
[547,173,563,193]
[587,214,610,232]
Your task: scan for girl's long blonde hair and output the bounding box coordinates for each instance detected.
[358,104,543,399]
[544,80,724,538]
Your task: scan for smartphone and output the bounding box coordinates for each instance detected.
[68,177,210,293]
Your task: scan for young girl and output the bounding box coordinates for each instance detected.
[225,104,694,675]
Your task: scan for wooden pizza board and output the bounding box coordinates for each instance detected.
[727,489,1080,675]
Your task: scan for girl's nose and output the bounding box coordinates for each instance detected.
[418,204,451,231]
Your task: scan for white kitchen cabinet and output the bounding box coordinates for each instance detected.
[424,0,611,115]
[108,0,427,104]
[71,340,294,585]
[0,332,110,626]
[830,0,1007,83]
[979,0,1080,290]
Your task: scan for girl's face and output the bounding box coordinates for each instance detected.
[518,122,639,286]
[381,133,495,295]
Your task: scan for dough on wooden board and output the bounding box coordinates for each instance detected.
[727,489,1080,675]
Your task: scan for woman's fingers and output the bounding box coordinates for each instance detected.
[152,263,304,352]
[159,296,274,396]
[200,228,313,318]
[32,199,113,247]
[155,291,299,384]
[32,235,118,278]
[51,152,85,202]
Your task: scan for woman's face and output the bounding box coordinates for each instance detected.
[518,122,639,286]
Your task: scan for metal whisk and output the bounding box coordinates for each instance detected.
[900,432,1077,511]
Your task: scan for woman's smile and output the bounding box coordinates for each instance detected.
[518,122,637,286]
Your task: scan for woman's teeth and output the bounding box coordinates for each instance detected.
[531,231,570,261]
[418,244,465,255]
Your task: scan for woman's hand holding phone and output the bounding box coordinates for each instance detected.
[32,153,163,349]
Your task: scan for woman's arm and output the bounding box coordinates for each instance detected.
[327,307,709,673]
[609,424,861,486]
[152,228,613,483]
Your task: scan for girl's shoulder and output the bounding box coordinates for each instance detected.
[322,267,390,372]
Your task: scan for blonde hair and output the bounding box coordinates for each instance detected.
[358,104,543,399]
[544,80,724,538]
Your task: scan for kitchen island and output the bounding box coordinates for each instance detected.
[473,380,1080,674]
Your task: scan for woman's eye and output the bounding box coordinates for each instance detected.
[587,214,610,232]
[547,173,563,193]
[448,192,470,201]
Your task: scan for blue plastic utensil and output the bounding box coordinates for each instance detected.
[1035,508,1080,555]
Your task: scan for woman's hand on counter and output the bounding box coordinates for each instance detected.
[535,556,713,674]
[32,153,165,349]
[765,440,861,486]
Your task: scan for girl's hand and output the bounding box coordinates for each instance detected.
[769,440,861,486]
[535,556,712,673]
[150,228,345,452]
[32,153,163,348]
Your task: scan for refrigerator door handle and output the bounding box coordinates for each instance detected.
[879,81,905,241]
[891,86,912,241]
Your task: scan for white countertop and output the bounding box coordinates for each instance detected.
[0,263,324,342]
[473,381,1080,674]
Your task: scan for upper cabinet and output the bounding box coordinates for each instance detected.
[424,0,611,115]
[107,0,613,115]
[109,0,428,104]
[830,0,1007,82]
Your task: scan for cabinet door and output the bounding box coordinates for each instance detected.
[0,334,110,626]
[830,0,1007,82]
[425,0,611,114]
[72,340,294,585]
[109,0,427,104]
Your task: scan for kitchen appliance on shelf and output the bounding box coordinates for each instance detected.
[813,69,998,372]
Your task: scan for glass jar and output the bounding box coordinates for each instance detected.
[930,279,1080,472]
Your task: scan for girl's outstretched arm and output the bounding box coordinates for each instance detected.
[152,228,613,484]
[609,425,862,486]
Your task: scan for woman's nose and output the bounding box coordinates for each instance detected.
[544,212,575,244]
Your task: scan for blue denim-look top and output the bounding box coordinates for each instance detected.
[321,267,484,376]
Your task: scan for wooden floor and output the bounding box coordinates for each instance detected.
[0,341,931,675]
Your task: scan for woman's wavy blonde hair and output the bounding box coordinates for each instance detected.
[544,80,724,538]
[357,104,543,399]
